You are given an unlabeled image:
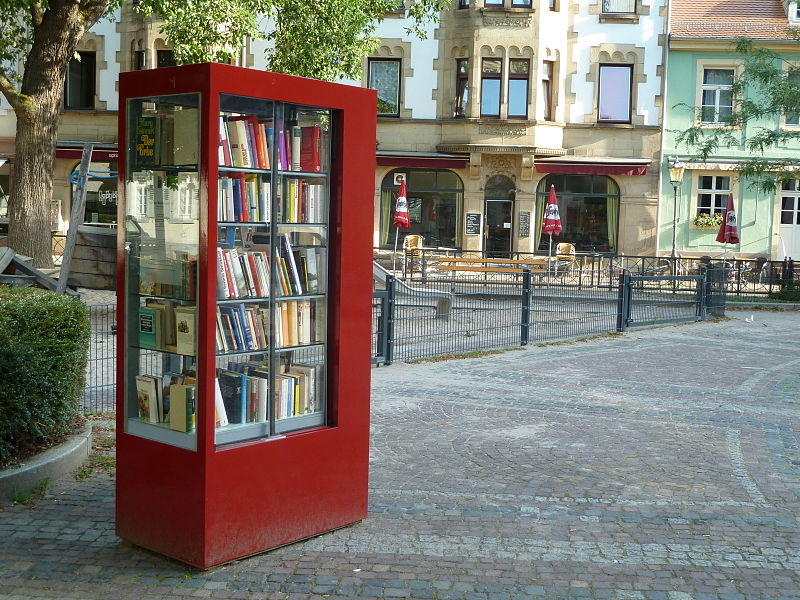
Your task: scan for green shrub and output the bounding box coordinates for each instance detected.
[0,286,90,466]
[768,284,800,302]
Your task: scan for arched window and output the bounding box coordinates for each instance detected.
[535,174,620,253]
[380,169,464,248]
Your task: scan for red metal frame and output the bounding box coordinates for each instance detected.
[116,63,376,568]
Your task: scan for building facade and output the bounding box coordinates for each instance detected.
[662,0,800,260]
[2,0,669,259]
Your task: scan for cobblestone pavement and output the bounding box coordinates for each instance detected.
[1,311,799,600]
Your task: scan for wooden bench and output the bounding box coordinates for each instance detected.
[433,256,553,276]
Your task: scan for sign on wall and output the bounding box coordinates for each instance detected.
[519,211,530,238]
[465,212,482,235]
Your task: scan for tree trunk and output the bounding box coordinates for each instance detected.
[6,0,110,268]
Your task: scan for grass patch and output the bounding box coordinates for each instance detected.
[536,332,622,347]
[13,479,50,505]
[408,347,523,363]
[75,455,116,480]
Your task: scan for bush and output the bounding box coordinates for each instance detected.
[0,286,90,466]
[768,283,800,302]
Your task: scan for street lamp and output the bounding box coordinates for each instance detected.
[668,157,685,259]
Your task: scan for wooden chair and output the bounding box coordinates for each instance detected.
[402,234,424,278]
[552,242,576,274]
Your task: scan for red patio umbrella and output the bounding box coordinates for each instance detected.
[392,178,410,272]
[716,193,739,245]
[542,184,562,259]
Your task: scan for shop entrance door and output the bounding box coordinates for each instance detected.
[484,198,512,258]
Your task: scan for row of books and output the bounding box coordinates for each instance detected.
[216,236,324,300]
[134,372,197,433]
[134,108,199,168]
[138,251,197,301]
[138,301,197,356]
[216,247,271,300]
[214,361,321,426]
[218,174,271,223]
[281,179,326,223]
[215,298,324,353]
[218,113,323,173]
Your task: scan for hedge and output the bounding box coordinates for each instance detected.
[0,286,91,466]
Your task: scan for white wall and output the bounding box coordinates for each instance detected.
[375,16,438,119]
[569,0,664,126]
[92,9,121,111]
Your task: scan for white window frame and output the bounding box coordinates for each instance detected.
[697,64,738,126]
[694,173,732,217]
[602,0,635,14]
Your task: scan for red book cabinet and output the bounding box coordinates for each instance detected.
[115,63,376,568]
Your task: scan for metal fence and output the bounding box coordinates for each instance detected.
[377,248,798,299]
[81,258,768,412]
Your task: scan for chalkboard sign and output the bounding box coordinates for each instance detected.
[519,211,530,238]
[465,212,482,235]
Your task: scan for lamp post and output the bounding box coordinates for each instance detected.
[668,157,685,260]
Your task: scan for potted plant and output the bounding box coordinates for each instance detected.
[692,212,723,230]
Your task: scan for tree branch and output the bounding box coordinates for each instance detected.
[0,71,25,112]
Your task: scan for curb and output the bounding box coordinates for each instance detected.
[726,302,800,311]
[0,421,93,503]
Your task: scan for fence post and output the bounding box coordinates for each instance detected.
[704,264,726,318]
[385,274,396,365]
[521,268,531,346]
[616,269,630,332]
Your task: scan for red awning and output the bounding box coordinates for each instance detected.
[56,148,119,161]
[376,155,468,169]
[536,162,647,176]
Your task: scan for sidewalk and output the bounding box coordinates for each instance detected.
[1,311,798,600]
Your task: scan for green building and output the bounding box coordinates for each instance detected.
[662,0,800,260]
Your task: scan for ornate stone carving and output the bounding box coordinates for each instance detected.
[484,155,514,173]
[477,124,528,137]
[481,14,532,28]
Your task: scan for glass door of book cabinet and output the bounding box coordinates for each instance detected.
[214,97,331,445]
[123,93,200,451]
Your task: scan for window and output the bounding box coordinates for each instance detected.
[511,0,532,6]
[156,50,176,68]
[459,0,469,7]
[542,60,555,121]
[549,0,559,9]
[536,175,620,253]
[380,169,464,249]
[454,59,469,118]
[368,58,402,116]
[602,0,635,12]
[786,70,800,126]
[507,59,529,119]
[133,50,146,71]
[696,175,730,216]
[484,0,503,6]
[781,181,800,224]
[64,51,96,110]
[701,68,734,124]
[598,64,632,123]
[480,58,502,118]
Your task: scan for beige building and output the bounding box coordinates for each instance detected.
[0,0,667,259]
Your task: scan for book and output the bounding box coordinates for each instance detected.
[218,369,246,424]
[138,307,162,350]
[218,115,232,166]
[280,234,304,294]
[300,125,322,172]
[135,375,160,423]
[145,298,177,348]
[228,117,251,167]
[172,107,199,165]
[169,384,196,432]
[214,377,229,427]
[174,305,197,356]
[291,126,302,171]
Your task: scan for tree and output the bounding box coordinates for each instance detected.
[0,0,448,267]
[675,36,800,193]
